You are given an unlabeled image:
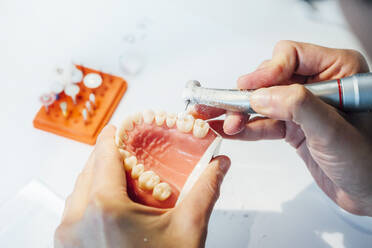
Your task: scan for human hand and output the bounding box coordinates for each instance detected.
[193,41,372,216]
[54,125,230,248]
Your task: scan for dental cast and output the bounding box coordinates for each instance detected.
[193,119,210,138]
[121,118,134,132]
[155,110,167,126]
[176,113,194,133]
[124,156,137,171]
[119,149,131,158]
[166,113,177,128]
[138,171,161,190]
[143,109,155,124]
[131,163,145,179]
[153,182,172,201]
[115,110,213,204]
[132,112,143,125]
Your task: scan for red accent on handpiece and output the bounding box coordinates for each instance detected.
[337,79,343,109]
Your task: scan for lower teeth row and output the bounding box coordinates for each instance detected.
[119,149,172,201]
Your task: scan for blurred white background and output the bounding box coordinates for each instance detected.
[0,0,371,247]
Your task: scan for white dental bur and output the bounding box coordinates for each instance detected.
[182,73,372,113]
[40,93,56,113]
[83,73,103,89]
[64,84,80,104]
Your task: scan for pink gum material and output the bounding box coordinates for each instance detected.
[123,121,217,208]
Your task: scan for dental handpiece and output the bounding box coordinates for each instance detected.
[182,73,372,113]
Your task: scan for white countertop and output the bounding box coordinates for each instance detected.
[1,0,371,247]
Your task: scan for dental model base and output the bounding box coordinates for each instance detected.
[115,110,222,208]
[33,65,128,145]
[183,73,372,113]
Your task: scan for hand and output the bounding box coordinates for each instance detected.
[54,125,230,248]
[193,41,372,216]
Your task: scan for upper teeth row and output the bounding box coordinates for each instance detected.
[115,110,210,147]
[119,148,172,201]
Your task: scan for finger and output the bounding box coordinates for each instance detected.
[90,125,127,199]
[54,223,80,248]
[209,117,285,141]
[189,104,226,120]
[237,40,369,89]
[177,156,230,226]
[250,83,372,199]
[61,149,96,223]
[249,84,354,143]
[238,41,299,89]
[223,111,249,135]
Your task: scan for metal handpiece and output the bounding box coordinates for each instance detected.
[183,80,255,113]
[182,73,372,113]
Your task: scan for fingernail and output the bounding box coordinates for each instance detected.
[250,89,270,109]
[216,156,231,174]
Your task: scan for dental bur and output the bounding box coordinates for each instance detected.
[182,73,372,113]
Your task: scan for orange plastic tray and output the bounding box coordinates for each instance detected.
[33,65,127,145]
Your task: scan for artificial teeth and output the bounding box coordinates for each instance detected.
[115,135,124,148]
[121,117,134,132]
[115,126,128,147]
[152,182,172,201]
[143,109,155,124]
[124,156,137,171]
[131,163,145,179]
[132,112,143,125]
[138,171,160,191]
[176,113,194,133]
[166,113,177,128]
[155,110,166,126]
[192,119,210,138]
[119,149,131,159]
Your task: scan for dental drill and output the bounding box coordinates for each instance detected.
[182,73,372,113]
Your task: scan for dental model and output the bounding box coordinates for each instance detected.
[115,110,221,208]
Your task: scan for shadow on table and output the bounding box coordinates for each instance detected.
[206,183,372,248]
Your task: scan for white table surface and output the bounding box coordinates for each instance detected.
[1,0,372,247]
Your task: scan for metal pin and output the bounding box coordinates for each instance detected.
[185,100,190,111]
[59,102,68,117]
[82,108,88,124]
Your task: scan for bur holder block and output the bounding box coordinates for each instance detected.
[33,65,128,145]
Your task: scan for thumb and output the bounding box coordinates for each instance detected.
[177,156,231,225]
[250,84,354,145]
[90,125,128,199]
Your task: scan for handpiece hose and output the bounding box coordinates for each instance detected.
[182,73,372,113]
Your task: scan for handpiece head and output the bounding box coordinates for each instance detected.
[183,80,202,108]
[182,80,256,113]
